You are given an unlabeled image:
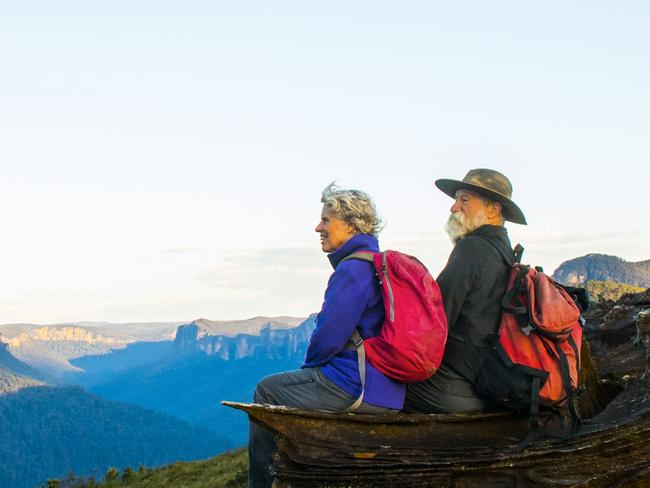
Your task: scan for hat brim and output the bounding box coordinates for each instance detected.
[435,178,527,225]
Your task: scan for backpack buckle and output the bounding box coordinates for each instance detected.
[522,324,534,336]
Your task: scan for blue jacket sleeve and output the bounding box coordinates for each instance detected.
[302,263,372,368]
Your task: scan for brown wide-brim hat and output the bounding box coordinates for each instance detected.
[435,168,527,225]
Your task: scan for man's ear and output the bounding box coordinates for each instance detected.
[489,202,503,219]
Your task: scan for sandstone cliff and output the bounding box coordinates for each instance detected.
[173,315,315,360]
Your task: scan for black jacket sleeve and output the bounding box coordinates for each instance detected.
[436,238,481,329]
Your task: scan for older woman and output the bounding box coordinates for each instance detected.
[248,183,405,488]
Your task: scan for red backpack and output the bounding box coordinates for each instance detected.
[500,263,583,407]
[340,250,448,411]
[464,243,586,448]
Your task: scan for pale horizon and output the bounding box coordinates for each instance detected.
[1,1,648,324]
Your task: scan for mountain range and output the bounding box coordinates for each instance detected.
[0,340,45,383]
[91,315,316,446]
[0,315,312,487]
[0,321,180,380]
[0,343,226,488]
[552,254,650,288]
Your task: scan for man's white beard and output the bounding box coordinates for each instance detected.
[445,210,488,243]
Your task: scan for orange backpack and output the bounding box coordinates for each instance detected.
[462,243,586,449]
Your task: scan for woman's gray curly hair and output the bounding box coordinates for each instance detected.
[321,182,384,235]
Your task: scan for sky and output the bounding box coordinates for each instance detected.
[0,1,648,324]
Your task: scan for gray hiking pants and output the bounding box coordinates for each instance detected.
[403,365,489,414]
[248,367,397,488]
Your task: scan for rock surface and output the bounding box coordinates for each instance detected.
[553,254,650,287]
[230,289,650,487]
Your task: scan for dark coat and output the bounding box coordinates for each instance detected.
[404,224,513,413]
[437,224,513,347]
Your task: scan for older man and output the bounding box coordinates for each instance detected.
[404,168,527,413]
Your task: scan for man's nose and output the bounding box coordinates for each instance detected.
[315,223,323,233]
[450,200,461,213]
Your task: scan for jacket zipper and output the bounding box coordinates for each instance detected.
[382,252,395,321]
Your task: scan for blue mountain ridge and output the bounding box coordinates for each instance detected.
[0,341,227,488]
[89,315,317,447]
[0,340,46,383]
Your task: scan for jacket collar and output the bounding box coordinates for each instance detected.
[467,224,508,240]
[327,234,380,269]
[465,224,513,262]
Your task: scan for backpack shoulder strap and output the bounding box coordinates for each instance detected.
[344,329,366,413]
[513,244,524,264]
[338,251,375,412]
[339,251,375,266]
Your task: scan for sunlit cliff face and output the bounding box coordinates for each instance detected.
[7,327,129,347]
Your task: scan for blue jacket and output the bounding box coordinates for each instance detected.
[302,234,406,409]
